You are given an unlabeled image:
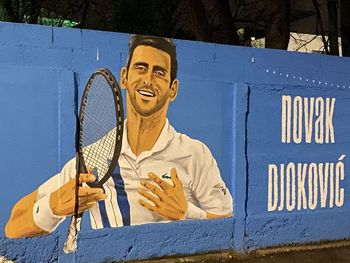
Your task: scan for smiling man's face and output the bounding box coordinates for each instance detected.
[121,45,177,117]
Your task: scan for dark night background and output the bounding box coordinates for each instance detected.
[0,0,349,56]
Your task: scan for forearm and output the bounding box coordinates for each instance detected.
[206,211,232,219]
[185,202,232,220]
[5,190,48,238]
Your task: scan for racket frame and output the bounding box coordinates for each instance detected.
[78,68,124,188]
[64,68,124,253]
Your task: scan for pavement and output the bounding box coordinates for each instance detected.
[130,240,350,263]
[1,240,350,262]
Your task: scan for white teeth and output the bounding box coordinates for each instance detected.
[138,89,155,97]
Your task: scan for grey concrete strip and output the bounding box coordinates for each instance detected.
[127,240,350,263]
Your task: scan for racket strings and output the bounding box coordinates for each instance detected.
[83,129,116,177]
[80,74,122,180]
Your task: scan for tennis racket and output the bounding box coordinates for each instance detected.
[63,68,124,253]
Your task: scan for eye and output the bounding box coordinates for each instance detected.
[154,70,166,77]
[134,65,147,72]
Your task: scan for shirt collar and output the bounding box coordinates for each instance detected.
[120,118,174,160]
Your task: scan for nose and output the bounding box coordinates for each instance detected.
[143,71,153,86]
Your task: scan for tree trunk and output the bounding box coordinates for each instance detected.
[28,0,41,24]
[312,0,329,54]
[188,0,213,42]
[265,0,290,49]
[79,0,90,28]
[202,0,240,45]
[340,0,350,56]
[327,0,339,55]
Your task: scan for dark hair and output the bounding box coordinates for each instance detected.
[126,34,178,82]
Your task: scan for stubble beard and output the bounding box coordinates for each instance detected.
[128,87,170,118]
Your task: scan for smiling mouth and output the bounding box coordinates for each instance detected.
[137,89,156,97]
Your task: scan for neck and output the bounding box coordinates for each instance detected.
[126,98,168,156]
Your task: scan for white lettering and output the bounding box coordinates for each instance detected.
[325,98,336,143]
[335,155,345,207]
[304,97,315,143]
[315,97,324,144]
[281,95,335,144]
[286,162,296,211]
[293,96,303,143]
[281,95,291,143]
[308,163,318,210]
[278,164,285,211]
[268,164,279,211]
[267,157,345,212]
[318,163,329,208]
[297,163,308,210]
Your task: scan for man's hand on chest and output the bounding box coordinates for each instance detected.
[137,168,188,220]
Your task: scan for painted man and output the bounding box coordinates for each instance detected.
[5,35,233,238]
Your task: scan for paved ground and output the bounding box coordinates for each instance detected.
[2,241,350,262]
[131,241,350,263]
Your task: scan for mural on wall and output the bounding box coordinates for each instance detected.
[5,35,233,239]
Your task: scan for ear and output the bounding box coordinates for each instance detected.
[169,79,179,101]
[120,67,128,90]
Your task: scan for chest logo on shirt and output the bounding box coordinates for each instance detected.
[161,173,171,180]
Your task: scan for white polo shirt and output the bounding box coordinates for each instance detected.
[37,119,233,231]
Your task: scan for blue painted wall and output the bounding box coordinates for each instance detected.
[1,22,350,262]
[245,83,350,249]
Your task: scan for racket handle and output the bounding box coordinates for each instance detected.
[63,213,83,253]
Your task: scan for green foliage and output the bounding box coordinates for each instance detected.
[40,17,78,27]
[0,0,77,27]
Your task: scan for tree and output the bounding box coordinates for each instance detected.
[0,0,42,23]
[264,0,291,49]
[340,0,350,56]
[177,0,239,44]
[0,0,349,57]
[327,0,339,55]
[312,0,329,54]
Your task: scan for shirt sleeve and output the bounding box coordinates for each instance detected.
[37,158,76,198]
[191,144,233,215]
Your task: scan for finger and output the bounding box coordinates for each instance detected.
[160,209,181,220]
[170,168,182,189]
[77,202,97,213]
[79,193,107,204]
[78,187,104,196]
[148,172,172,191]
[79,173,96,184]
[138,188,162,207]
[138,199,157,212]
[138,200,179,220]
[140,180,165,199]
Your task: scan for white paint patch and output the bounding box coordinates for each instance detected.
[0,256,15,263]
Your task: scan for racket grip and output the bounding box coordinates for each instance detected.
[63,213,83,253]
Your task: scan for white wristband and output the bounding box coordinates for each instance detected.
[33,194,64,232]
[185,202,207,219]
